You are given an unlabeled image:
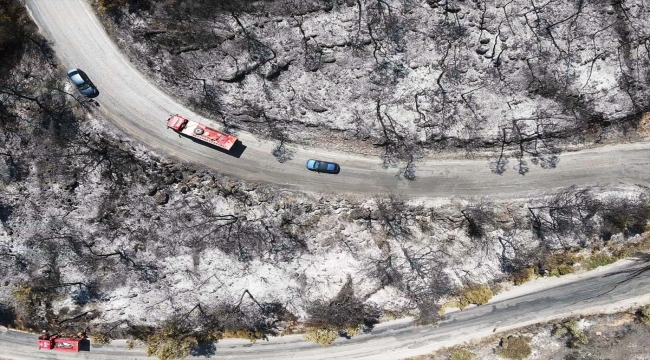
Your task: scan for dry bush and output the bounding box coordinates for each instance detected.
[527,188,598,248]
[146,333,197,360]
[450,348,475,360]
[540,253,581,276]
[303,277,376,345]
[211,293,296,343]
[511,268,535,285]
[303,328,339,346]
[494,335,531,360]
[11,285,34,303]
[89,332,112,346]
[637,305,650,326]
[552,320,588,348]
[456,284,493,310]
[585,253,616,270]
[129,315,222,360]
[612,231,650,258]
[374,194,411,238]
[96,0,152,12]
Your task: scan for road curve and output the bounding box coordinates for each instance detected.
[24,0,650,198]
[2,258,650,359]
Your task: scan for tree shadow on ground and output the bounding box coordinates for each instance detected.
[187,137,246,158]
[599,253,650,295]
[191,342,216,357]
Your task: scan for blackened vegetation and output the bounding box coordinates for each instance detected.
[223,100,296,162]
[219,290,297,340]
[96,0,152,17]
[374,99,422,179]
[120,292,295,358]
[90,294,296,356]
[601,196,650,239]
[1,1,649,348]
[174,199,308,262]
[99,0,650,179]
[528,188,600,249]
[527,187,650,249]
[368,195,453,325]
[305,277,380,335]
[354,188,648,324]
[0,0,308,341]
[490,116,563,175]
[461,200,496,241]
[0,0,38,77]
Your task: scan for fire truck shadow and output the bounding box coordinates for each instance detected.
[79,338,91,351]
[189,138,246,158]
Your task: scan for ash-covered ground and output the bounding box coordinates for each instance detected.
[97,0,650,173]
[1,0,649,353]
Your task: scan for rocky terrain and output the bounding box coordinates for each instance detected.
[95,0,650,174]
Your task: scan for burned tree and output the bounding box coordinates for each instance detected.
[373,99,422,179]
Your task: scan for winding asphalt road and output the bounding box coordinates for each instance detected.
[2,258,650,359]
[3,1,650,359]
[23,0,650,198]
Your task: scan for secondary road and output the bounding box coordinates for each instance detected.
[2,258,650,359]
[24,0,650,198]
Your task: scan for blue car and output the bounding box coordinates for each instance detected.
[306,159,340,174]
[67,68,99,98]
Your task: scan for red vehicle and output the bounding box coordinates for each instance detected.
[37,333,82,352]
[167,114,237,151]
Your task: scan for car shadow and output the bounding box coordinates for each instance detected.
[79,338,91,351]
[187,137,246,158]
[311,169,340,175]
[318,167,341,175]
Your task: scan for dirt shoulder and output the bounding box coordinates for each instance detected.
[413,306,650,360]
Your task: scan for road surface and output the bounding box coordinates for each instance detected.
[2,258,650,359]
[23,0,650,198]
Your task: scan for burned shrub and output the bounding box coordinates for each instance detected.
[304,277,377,344]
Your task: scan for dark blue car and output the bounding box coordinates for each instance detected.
[67,68,99,98]
[306,159,340,174]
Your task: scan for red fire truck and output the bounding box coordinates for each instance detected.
[167,114,237,151]
[37,332,82,352]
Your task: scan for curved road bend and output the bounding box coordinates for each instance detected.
[24,0,650,198]
[2,258,650,359]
